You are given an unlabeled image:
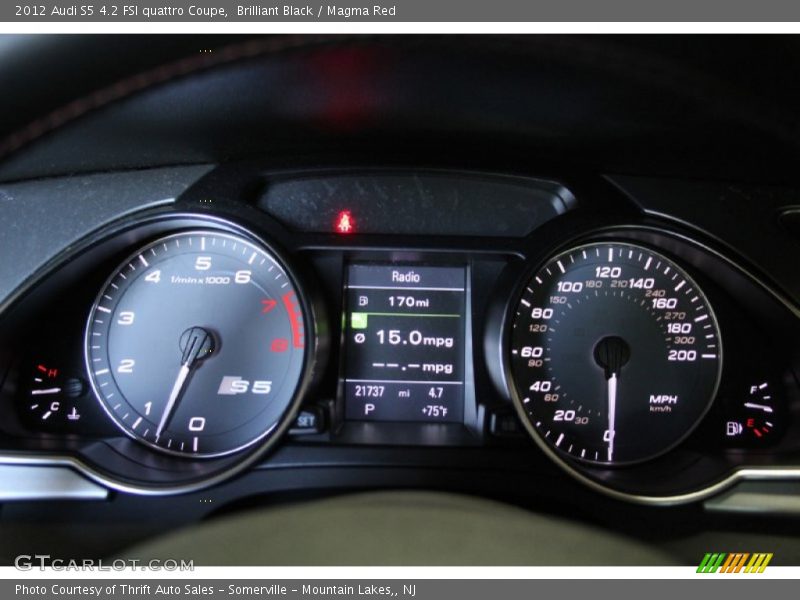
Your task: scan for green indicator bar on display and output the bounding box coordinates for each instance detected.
[351,312,369,329]
[357,312,461,318]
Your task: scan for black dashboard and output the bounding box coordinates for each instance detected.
[0,34,799,564]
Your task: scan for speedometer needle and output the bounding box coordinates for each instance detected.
[593,335,630,463]
[606,373,617,462]
[155,327,215,438]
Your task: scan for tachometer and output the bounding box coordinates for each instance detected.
[85,230,308,458]
[508,242,722,465]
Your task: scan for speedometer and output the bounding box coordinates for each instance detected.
[508,242,722,465]
[85,230,308,458]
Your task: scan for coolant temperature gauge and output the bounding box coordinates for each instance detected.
[25,362,87,429]
[724,381,782,445]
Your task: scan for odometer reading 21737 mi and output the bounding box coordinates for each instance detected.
[509,242,722,465]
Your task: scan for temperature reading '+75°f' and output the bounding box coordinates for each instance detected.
[343,265,467,423]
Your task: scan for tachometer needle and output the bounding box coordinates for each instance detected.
[607,373,617,462]
[155,326,215,438]
[156,364,191,437]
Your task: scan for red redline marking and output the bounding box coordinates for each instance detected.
[282,291,304,349]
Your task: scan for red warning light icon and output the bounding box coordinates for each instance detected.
[335,210,355,234]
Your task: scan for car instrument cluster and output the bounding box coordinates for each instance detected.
[0,168,797,503]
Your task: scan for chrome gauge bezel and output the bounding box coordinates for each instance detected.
[0,211,325,495]
[83,229,309,460]
[492,224,797,505]
[506,240,724,468]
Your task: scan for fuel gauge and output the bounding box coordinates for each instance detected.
[724,381,783,446]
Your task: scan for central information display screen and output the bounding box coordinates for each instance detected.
[343,264,467,423]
